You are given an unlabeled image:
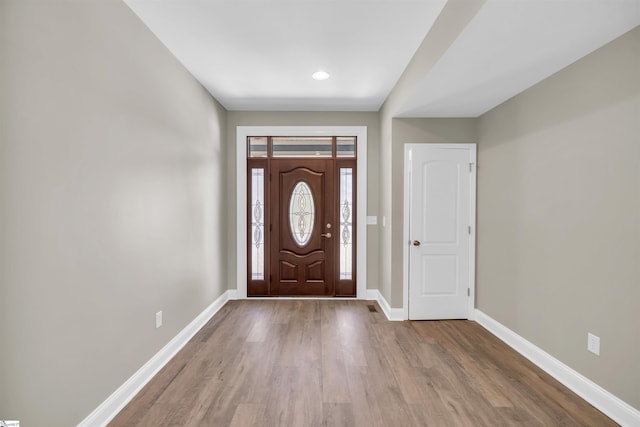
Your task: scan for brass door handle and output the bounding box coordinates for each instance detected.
[412,240,421,246]
[321,232,332,238]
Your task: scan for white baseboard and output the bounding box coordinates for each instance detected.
[366,289,404,321]
[227,289,238,300]
[78,289,235,427]
[365,289,378,301]
[475,310,640,427]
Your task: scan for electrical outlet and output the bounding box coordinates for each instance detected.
[587,332,600,356]
[156,311,163,329]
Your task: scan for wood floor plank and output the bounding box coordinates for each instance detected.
[343,366,378,427]
[322,403,355,426]
[229,403,266,427]
[109,300,618,427]
[320,302,352,404]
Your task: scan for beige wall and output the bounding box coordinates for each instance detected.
[0,1,228,425]
[378,0,486,306]
[477,26,640,409]
[225,111,381,292]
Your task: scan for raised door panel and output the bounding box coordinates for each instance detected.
[409,147,472,320]
[270,159,335,296]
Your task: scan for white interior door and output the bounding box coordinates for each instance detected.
[407,144,475,320]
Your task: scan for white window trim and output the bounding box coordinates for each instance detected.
[236,126,367,299]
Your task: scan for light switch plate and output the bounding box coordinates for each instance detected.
[587,332,600,355]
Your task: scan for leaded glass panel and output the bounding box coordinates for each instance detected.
[289,181,315,246]
[339,168,353,280]
[251,168,265,279]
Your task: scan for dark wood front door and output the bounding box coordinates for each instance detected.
[270,159,335,296]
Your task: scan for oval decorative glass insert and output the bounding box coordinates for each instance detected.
[289,181,315,246]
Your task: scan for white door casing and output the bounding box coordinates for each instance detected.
[404,144,476,320]
[236,126,368,300]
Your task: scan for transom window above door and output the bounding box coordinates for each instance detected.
[248,136,356,159]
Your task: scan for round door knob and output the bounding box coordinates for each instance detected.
[412,240,421,246]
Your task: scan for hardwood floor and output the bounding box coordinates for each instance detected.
[109,300,617,426]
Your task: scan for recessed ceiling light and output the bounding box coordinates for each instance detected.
[312,70,330,81]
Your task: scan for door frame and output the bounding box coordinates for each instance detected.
[236,126,367,299]
[402,143,477,320]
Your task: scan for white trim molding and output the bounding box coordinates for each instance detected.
[78,290,236,427]
[366,289,404,321]
[236,126,368,299]
[475,310,640,427]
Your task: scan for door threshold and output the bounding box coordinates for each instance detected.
[246,296,358,300]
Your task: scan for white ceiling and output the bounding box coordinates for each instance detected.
[124,0,448,112]
[124,0,640,117]
[397,0,640,117]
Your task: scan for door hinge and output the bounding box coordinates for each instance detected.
[269,274,272,282]
[469,163,473,172]
[468,225,471,235]
[468,288,470,297]
[270,224,272,232]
